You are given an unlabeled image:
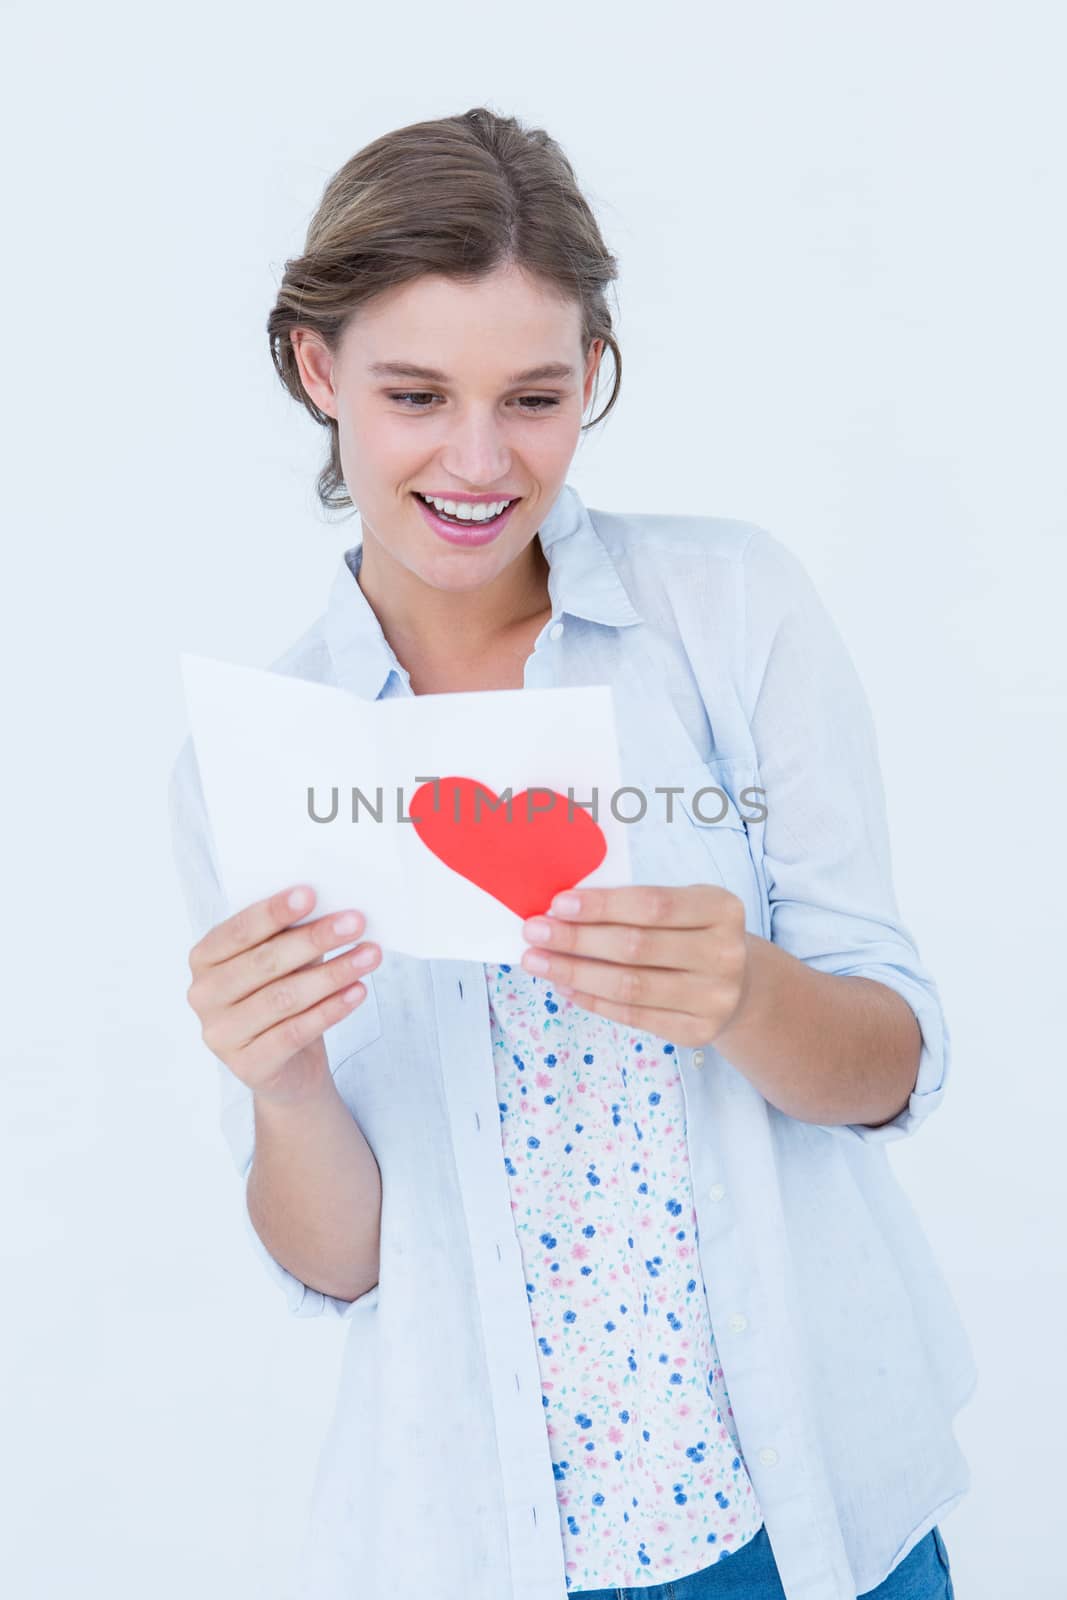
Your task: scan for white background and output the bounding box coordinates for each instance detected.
[3,2,1064,1596]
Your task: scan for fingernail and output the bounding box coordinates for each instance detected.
[552,894,580,915]
[288,887,311,910]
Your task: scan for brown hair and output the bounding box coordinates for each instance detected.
[267,106,622,516]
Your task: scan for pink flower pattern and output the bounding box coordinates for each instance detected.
[485,963,764,1590]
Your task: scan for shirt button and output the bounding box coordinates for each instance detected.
[728,1313,748,1333]
[549,621,564,640]
[707,1183,726,1202]
[692,1049,705,1067]
[758,1448,779,1466]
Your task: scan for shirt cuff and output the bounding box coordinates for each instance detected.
[239,1166,375,1319]
[811,962,950,1146]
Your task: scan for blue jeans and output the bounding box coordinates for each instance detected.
[568,1523,955,1600]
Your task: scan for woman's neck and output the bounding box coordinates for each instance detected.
[358,533,553,672]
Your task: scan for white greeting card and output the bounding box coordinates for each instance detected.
[180,653,633,962]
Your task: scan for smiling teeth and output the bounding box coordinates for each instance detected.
[418,493,514,522]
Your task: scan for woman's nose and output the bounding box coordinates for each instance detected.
[438,416,512,482]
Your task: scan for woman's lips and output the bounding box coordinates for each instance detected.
[412,493,520,547]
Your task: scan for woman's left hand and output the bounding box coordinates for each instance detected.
[520,884,750,1048]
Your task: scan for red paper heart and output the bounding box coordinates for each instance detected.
[409,776,607,919]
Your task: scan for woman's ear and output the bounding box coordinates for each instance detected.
[291,329,339,418]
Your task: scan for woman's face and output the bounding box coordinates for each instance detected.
[292,262,603,596]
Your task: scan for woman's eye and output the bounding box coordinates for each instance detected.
[387,392,560,413]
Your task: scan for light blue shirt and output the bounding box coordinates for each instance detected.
[168,482,977,1600]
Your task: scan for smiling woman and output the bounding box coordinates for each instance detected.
[170,104,970,1600]
[283,259,609,653]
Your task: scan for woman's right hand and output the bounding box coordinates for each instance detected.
[184,885,381,1104]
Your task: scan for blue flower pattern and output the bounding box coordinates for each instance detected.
[485,963,764,1590]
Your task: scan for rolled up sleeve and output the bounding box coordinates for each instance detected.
[740,529,950,1145]
[168,736,367,1316]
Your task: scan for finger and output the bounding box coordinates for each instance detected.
[529,949,712,1018]
[190,884,324,973]
[219,906,378,1010]
[230,963,377,1082]
[556,987,708,1048]
[203,941,380,1061]
[191,888,375,1009]
[523,915,731,972]
[547,883,728,928]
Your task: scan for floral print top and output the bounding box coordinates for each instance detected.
[485,961,764,1591]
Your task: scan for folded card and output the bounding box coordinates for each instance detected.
[180,654,633,962]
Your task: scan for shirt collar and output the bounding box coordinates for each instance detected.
[322,480,644,702]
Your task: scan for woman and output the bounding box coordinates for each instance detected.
[169,108,973,1599]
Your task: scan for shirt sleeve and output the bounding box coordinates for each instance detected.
[167,734,367,1316]
[739,528,950,1145]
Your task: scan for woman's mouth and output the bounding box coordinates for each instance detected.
[411,492,521,547]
